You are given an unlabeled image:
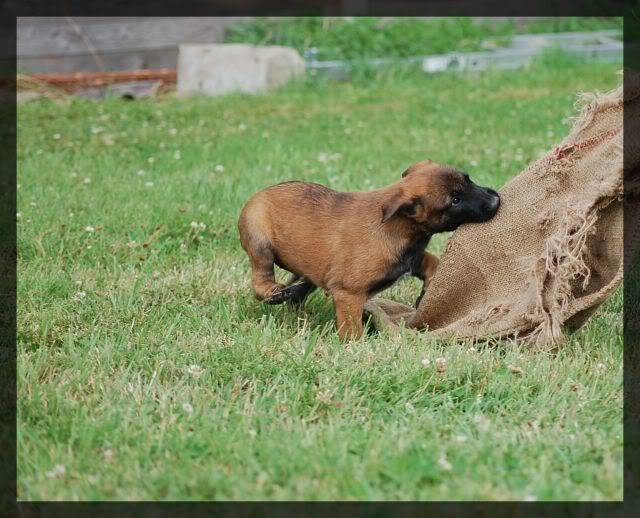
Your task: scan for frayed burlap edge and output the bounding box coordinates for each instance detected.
[524,126,623,348]
[364,80,625,349]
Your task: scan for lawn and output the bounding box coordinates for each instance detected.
[17,57,623,500]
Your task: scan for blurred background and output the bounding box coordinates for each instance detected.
[17,17,622,100]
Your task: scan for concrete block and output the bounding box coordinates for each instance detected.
[177,44,305,97]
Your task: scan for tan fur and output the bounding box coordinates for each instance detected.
[238,160,468,341]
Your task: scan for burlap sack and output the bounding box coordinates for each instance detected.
[365,76,639,348]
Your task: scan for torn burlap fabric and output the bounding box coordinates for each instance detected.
[365,75,639,348]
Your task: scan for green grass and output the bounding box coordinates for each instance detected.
[225,17,622,61]
[17,58,623,500]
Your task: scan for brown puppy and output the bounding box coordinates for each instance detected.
[238,159,500,341]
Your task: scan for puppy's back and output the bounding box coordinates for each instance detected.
[239,181,350,281]
[264,180,337,206]
[240,181,339,231]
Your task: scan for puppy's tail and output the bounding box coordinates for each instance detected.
[264,275,316,305]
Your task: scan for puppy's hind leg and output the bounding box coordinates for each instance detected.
[247,243,287,304]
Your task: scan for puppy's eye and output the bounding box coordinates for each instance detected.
[451,196,461,206]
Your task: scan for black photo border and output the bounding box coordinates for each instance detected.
[2,1,637,516]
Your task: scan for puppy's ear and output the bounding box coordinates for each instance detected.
[381,192,413,223]
[401,168,412,178]
[402,159,433,178]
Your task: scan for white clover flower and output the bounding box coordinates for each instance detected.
[438,455,452,471]
[214,164,225,173]
[85,226,95,233]
[474,414,490,431]
[46,465,66,478]
[182,402,194,414]
[316,389,334,405]
[508,364,523,374]
[186,364,205,378]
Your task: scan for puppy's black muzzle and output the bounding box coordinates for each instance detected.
[430,178,501,233]
[467,184,500,223]
[486,187,500,214]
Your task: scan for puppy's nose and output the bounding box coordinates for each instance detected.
[484,188,500,211]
